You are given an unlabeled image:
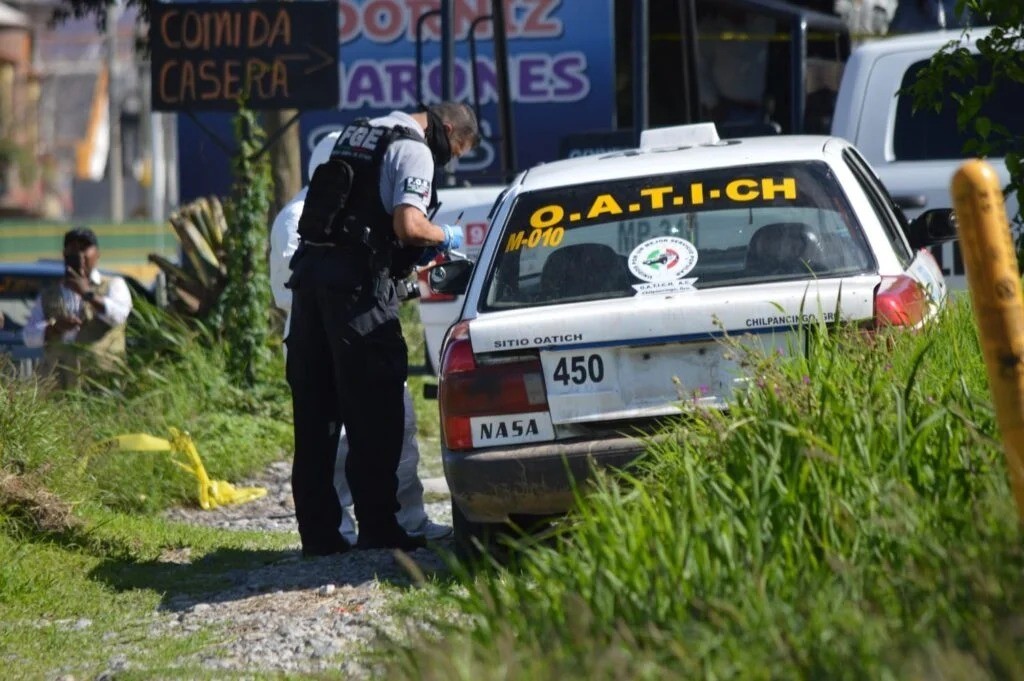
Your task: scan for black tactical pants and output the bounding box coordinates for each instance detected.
[286,281,407,552]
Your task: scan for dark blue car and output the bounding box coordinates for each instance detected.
[0,261,154,377]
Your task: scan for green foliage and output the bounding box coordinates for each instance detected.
[387,297,1024,679]
[401,302,444,478]
[0,268,297,678]
[1,299,290,518]
[150,196,230,318]
[908,1,1024,233]
[0,512,295,678]
[220,105,273,387]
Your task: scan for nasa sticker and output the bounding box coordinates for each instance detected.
[627,236,699,295]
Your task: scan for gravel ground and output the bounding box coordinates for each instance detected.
[151,460,455,678]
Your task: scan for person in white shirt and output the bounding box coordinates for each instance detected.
[270,132,453,546]
[23,227,133,388]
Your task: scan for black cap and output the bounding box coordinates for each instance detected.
[64,227,98,248]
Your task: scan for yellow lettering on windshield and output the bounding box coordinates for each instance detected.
[725,179,759,201]
[587,194,623,219]
[510,175,800,251]
[530,204,564,229]
[761,177,797,200]
[505,231,525,252]
[640,186,673,209]
[505,227,564,252]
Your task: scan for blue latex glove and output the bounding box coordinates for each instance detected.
[440,224,464,251]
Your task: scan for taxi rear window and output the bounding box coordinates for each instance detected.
[482,161,874,310]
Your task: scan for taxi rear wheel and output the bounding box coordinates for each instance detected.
[451,500,507,563]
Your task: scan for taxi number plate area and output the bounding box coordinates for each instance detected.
[470,412,555,448]
[539,344,729,424]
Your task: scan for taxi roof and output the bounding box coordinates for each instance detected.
[517,134,841,193]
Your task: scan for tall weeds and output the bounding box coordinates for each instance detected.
[391,296,1023,679]
[0,299,291,518]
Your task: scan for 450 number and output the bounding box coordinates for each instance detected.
[552,354,605,386]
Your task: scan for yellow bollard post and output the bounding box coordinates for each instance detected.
[951,159,1024,520]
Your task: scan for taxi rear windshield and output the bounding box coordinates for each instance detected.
[482,161,874,310]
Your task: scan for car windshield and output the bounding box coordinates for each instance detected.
[482,161,874,310]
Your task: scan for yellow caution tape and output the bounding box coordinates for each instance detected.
[92,428,267,510]
[951,159,1024,521]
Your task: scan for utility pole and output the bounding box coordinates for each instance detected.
[440,0,455,102]
[491,0,515,177]
[632,0,649,144]
[265,109,301,221]
[107,2,124,222]
[141,55,166,223]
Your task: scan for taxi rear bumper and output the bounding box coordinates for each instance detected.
[443,435,650,523]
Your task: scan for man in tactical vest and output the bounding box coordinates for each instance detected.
[22,227,134,389]
[271,131,453,548]
[286,102,479,555]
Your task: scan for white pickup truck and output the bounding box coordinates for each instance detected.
[831,27,1023,288]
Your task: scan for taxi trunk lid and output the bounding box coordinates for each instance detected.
[468,278,877,428]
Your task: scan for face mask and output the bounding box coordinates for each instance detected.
[425,108,453,167]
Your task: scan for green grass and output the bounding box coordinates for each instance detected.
[386,295,1024,680]
[0,295,446,678]
[18,285,1017,679]
[1,301,293,515]
[0,301,309,678]
[0,512,297,680]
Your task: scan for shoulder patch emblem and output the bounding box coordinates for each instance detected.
[403,177,431,200]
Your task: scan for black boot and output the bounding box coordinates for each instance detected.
[356,524,427,551]
[301,535,352,558]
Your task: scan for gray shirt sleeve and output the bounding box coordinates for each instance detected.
[379,139,435,216]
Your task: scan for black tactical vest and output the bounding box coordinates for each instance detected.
[297,119,438,278]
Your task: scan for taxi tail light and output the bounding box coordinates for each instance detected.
[873,275,928,328]
[417,256,456,302]
[439,321,548,451]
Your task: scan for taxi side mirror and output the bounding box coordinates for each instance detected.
[428,259,474,297]
[905,208,958,250]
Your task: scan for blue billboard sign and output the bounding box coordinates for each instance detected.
[176,0,615,201]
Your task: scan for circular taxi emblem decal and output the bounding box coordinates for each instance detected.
[627,236,698,283]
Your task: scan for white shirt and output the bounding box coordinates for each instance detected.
[22,269,133,348]
[269,186,308,315]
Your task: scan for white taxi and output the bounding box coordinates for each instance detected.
[428,123,956,550]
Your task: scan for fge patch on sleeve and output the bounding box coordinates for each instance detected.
[402,177,431,200]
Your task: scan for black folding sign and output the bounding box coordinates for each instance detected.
[150,1,339,111]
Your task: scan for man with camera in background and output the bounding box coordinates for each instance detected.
[270,131,453,552]
[285,102,478,555]
[22,227,133,389]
